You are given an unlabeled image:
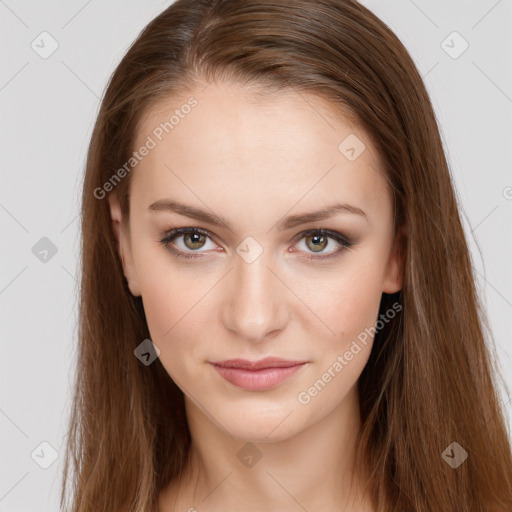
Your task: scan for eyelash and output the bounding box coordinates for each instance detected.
[158,227,353,261]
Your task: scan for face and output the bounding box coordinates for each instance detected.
[109,81,403,442]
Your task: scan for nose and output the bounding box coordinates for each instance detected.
[220,248,289,343]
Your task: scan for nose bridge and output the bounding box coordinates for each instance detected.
[221,244,288,341]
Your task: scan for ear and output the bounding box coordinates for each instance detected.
[108,194,141,297]
[382,221,407,294]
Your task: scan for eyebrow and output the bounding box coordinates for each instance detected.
[148,199,367,231]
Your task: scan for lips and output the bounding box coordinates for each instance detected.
[210,357,307,391]
[212,357,306,370]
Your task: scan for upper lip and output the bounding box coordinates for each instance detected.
[210,357,307,370]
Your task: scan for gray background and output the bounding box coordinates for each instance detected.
[1,0,511,510]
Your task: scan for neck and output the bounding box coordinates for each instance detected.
[159,385,374,512]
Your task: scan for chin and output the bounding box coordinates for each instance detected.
[209,401,304,443]
[222,421,299,444]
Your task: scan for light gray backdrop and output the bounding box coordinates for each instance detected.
[1,1,511,510]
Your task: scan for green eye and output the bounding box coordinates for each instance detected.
[159,227,353,261]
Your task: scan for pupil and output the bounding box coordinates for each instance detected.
[186,233,204,249]
[309,235,326,252]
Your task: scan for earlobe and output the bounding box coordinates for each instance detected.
[382,222,407,294]
[108,194,142,297]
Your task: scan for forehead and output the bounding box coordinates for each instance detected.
[136,81,366,157]
[129,81,389,221]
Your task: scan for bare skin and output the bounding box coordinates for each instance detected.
[109,80,405,511]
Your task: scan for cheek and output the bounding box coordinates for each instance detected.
[134,240,205,334]
[299,258,385,345]
[133,246,198,361]
[139,276,207,394]
[293,264,383,417]
[134,244,231,392]
[135,251,176,337]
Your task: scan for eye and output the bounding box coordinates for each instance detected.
[292,229,353,260]
[159,227,217,259]
[159,227,353,260]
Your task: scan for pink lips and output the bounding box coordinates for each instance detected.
[210,357,307,391]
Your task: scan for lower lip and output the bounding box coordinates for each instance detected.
[211,363,306,391]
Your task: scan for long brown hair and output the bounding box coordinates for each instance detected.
[61,1,512,510]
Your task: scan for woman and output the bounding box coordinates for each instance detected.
[61,0,512,511]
